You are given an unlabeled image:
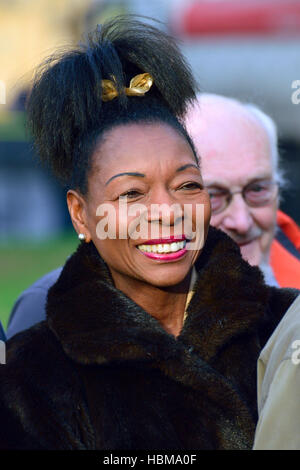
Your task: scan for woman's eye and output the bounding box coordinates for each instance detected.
[119,190,142,199]
[179,182,202,190]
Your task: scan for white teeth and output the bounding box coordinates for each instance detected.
[137,240,186,253]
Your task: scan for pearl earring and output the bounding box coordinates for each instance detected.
[78,233,86,241]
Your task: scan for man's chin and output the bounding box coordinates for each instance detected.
[239,240,260,266]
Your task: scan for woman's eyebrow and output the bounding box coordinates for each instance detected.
[105,172,145,186]
[176,163,199,172]
[105,164,199,186]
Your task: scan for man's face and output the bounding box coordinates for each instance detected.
[187,100,278,267]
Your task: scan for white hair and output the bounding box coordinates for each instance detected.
[243,103,287,189]
[194,93,288,190]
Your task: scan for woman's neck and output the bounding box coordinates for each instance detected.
[110,270,193,337]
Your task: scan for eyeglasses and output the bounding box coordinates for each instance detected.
[207,180,279,215]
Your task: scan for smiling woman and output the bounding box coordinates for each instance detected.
[0,16,298,451]
[68,122,210,297]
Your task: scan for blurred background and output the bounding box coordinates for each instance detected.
[0,0,299,329]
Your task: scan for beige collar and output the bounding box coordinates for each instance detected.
[183,266,198,323]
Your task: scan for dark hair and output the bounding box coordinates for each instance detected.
[27,16,199,194]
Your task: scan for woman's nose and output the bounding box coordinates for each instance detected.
[145,189,183,226]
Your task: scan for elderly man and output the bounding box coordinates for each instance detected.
[5,94,300,340]
[185,93,300,289]
[186,94,300,450]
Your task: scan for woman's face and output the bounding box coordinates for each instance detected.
[68,122,211,288]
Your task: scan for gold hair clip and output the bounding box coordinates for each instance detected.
[101,73,153,102]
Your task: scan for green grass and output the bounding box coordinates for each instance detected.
[0,232,78,330]
[0,111,28,141]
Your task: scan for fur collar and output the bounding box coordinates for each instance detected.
[46,226,270,367]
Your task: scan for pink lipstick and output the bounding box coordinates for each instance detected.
[136,236,188,261]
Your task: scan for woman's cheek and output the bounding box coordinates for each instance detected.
[185,195,211,249]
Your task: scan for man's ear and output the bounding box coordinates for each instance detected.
[67,190,92,243]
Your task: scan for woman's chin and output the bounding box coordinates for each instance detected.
[131,245,201,288]
[138,263,193,289]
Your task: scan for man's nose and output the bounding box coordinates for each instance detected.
[220,193,253,234]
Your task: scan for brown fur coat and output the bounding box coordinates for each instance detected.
[0,227,297,450]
